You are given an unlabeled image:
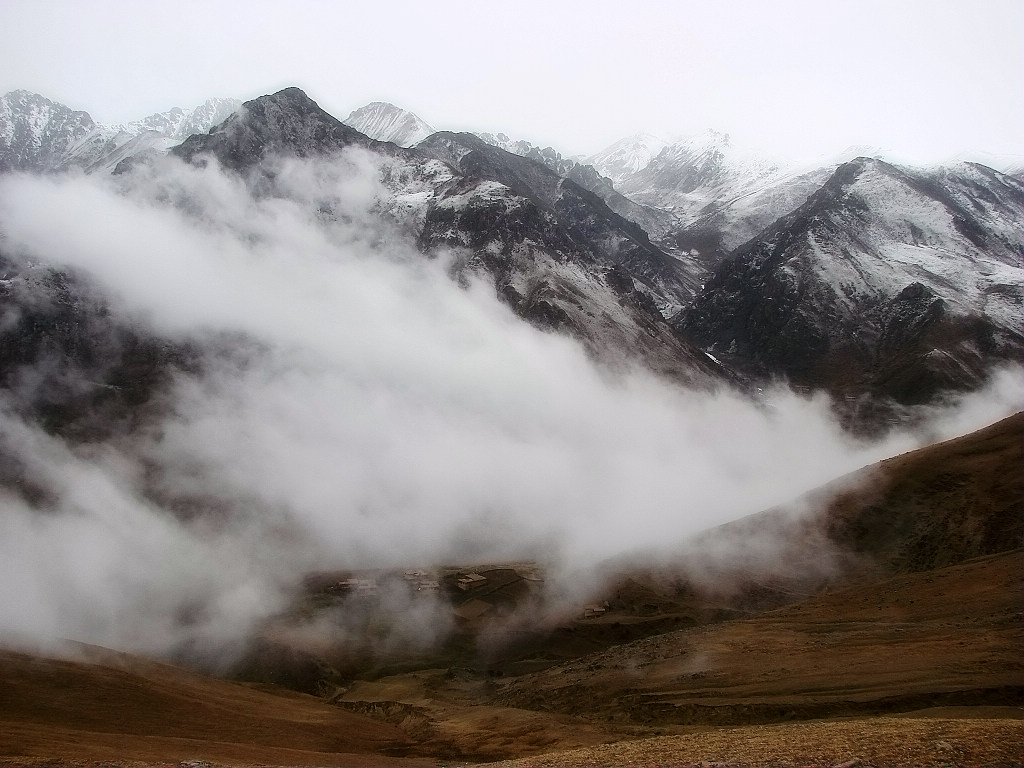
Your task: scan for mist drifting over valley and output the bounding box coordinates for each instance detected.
[0,147,1020,664]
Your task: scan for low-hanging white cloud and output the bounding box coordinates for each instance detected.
[0,152,1020,660]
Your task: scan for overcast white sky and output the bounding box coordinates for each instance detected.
[2,0,1022,162]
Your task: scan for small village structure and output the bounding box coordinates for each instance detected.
[456,573,487,591]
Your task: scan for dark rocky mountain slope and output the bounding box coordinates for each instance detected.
[676,157,1024,410]
[171,89,722,385]
[2,86,1021,429]
[173,87,385,171]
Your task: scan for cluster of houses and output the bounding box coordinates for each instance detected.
[321,570,441,598]
[328,578,377,597]
[403,570,441,593]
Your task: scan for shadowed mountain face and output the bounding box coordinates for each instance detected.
[415,131,695,306]
[167,90,723,386]
[0,87,726,463]
[476,130,677,244]
[675,158,1024,409]
[0,249,195,448]
[172,87,384,172]
[686,411,1024,593]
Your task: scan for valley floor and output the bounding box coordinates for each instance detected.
[2,711,1021,767]
[3,417,1021,767]
[478,711,1023,767]
[2,552,1020,767]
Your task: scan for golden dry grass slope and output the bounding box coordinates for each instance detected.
[0,643,436,766]
[1,414,1021,766]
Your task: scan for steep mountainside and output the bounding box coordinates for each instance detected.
[61,97,240,173]
[669,163,839,266]
[610,131,830,265]
[677,158,1024,406]
[496,413,1024,726]
[696,411,1024,588]
[0,91,239,174]
[476,131,676,241]
[476,132,573,173]
[585,132,668,186]
[173,87,388,171]
[0,86,727,468]
[617,131,784,212]
[2,85,1021,423]
[170,91,721,383]
[0,248,195,449]
[344,101,435,147]
[0,90,95,172]
[416,131,692,302]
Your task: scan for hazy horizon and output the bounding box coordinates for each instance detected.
[2,0,1023,165]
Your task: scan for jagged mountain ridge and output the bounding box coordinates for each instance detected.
[0,85,726,452]
[610,131,822,263]
[173,87,388,170]
[61,97,241,173]
[169,94,1024,420]
[109,97,242,141]
[473,130,678,244]
[415,131,686,295]
[172,89,722,384]
[2,85,1021,428]
[0,90,95,172]
[584,132,668,187]
[677,157,1024,407]
[0,90,240,174]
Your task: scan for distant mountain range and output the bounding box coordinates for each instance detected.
[1,87,1021,436]
[0,90,240,174]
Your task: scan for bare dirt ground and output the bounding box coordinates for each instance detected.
[479,711,1023,767]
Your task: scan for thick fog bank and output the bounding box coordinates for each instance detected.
[0,154,1020,660]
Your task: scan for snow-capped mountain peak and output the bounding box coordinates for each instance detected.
[585,132,668,185]
[0,91,241,174]
[344,101,435,147]
[106,97,241,141]
[0,90,95,172]
[677,156,1024,407]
